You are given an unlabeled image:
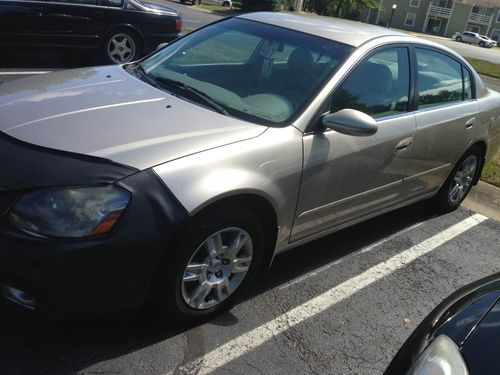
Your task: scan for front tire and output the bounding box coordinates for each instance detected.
[102,30,140,64]
[153,206,265,323]
[434,146,482,213]
[479,41,485,48]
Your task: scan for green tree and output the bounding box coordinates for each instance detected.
[304,0,381,18]
[241,0,282,11]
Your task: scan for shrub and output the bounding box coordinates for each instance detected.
[240,0,282,11]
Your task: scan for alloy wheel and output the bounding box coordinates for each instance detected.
[107,33,136,64]
[448,155,477,204]
[181,227,253,310]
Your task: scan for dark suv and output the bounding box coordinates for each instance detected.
[0,0,182,63]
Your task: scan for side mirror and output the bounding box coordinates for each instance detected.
[156,42,169,51]
[322,109,378,137]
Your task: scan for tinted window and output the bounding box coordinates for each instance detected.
[463,66,472,100]
[48,0,98,4]
[108,0,124,7]
[416,48,463,107]
[331,47,410,118]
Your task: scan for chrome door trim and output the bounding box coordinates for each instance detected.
[297,179,404,219]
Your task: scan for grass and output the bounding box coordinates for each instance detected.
[194,4,241,15]
[481,160,500,187]
[465,58,500,79]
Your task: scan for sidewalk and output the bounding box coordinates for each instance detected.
[463,181,500,221]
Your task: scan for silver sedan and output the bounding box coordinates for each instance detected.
[453,31,497,48]
[1,13,499,322]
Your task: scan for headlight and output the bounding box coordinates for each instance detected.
[408,335,469,375]
[8,186,131,238]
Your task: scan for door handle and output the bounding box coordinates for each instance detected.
[465,117,475,129]
[396,137,413,151]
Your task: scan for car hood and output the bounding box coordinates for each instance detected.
[0,66,267,170]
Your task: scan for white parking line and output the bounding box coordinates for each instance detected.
[278,220,426,290]
[172,213,487,375]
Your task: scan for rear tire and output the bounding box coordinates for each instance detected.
[433,146,482,213]
[102,29,141,64]
[456,36,462,42]
[153,206,265,323]
[222,1,230,6]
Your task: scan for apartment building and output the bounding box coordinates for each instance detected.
[363,0,500,42]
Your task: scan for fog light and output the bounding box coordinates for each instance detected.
[0,284,35,310]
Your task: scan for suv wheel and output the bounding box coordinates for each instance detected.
[456,36,462,42]
[479,41,485,47]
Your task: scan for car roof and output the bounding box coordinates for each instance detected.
[237,12,410,47]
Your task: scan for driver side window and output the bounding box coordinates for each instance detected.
[331,47,410,118]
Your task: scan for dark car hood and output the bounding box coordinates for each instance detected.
[0,66,266,170]
[385,274,500,375]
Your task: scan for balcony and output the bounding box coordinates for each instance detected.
[428,5,452,18]
[468,12,492,25]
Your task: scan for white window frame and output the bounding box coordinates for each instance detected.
[405,12,417,26]
[409,0,420,7]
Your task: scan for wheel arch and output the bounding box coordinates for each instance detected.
[470,140,487,185]
[190,191,280,268]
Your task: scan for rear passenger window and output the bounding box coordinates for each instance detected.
[463,66,473,100]
[331,47,410,118]
[416,48,464,107]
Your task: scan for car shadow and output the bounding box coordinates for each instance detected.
[0,200,438,374]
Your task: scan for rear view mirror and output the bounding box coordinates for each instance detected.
[322,109,378,137]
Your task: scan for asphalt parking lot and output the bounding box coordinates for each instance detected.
[1,203,499,374]
[1,3,500,375]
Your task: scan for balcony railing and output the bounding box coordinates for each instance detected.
[428,5,452,18]
[468,12,492,25]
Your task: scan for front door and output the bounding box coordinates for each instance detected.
[291,46,416,242]
[405,47,478,196]
[0,0,47,46]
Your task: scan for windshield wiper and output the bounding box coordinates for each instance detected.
[131,64,161,88]
[154,77,230,116]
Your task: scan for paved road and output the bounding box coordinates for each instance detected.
[1,204,499,374]
[161,0,222,29]
[419,35,500,64]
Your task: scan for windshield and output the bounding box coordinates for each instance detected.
[137,18,353,125]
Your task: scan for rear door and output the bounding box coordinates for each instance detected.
[44,0,107,48]
[405,47,478,196]
[0,0,47,46]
